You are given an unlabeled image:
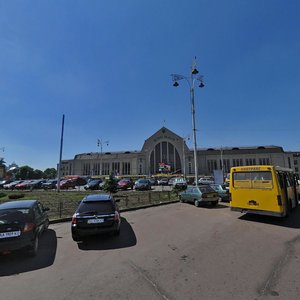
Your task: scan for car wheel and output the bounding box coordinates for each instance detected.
[211,200,218,207]
[27,235,39,256]
[194,200,200,207]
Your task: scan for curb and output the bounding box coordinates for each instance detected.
[49,200,180,224]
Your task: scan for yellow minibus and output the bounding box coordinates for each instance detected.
[230,165,298,217]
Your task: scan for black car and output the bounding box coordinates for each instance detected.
[42,179,58,190]
[71,194,121,242]
[27,179,46,190]
[84,179,102,190]
[0,200,50,256]
[134,179,151,191]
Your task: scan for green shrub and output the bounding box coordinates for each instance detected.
[102,175,118,194]
[172,185,187,196]
[0,192,6,198]
[8,193,25,200]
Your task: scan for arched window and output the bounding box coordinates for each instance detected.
[150,142,181,174]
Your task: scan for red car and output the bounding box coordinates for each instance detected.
[57,179,77,189]
[117,178,134,190]
[15,180,34,190]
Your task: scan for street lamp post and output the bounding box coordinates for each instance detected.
[182,135,190,178]
[97,139,109,177]
[171,57,204,186]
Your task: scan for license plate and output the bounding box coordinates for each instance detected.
[87,218,104,224]
[0,231,21,239]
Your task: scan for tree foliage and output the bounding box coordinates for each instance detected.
[43,168,57,179]
[102,174,118,194]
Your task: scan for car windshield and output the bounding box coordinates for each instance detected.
[199,186,215,193]
[138,180,148,184]
[78,201,115,214]
[0,208,30,224]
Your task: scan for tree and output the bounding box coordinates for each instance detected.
[43,168,57,179]
[15,166,35,180]
[0,158,6,167]
[102,174,118,193]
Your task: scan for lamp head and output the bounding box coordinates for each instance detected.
[199,82,204,88]
[173,81,179,87]
[191,68,199,75]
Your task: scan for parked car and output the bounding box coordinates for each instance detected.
[3,180,23,190]
[172,177,187,188]
[135,179,151,191]
[42,179,57,190]
[198,176,214,185]
[15,180,35,190]
[0,180,12,189]
[117,178,134,190]
[71,194,121,241]
[84,179,102,190]
[27,179,46,190]
[57,179,77,189]
[168,177,176,186]
[147,178,158,186]
[0,200,50,256]
[179,185,220,207]
[209,184,229,202]
[157,177,169,186]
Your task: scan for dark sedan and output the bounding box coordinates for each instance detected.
[84,179,102,190]
[42,179,58,190]
[0,200,50,256]
[71,194,121,242]
[135,179,151,191]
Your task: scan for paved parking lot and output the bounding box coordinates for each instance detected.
[1,202,300,300]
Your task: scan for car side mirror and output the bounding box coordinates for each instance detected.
[43,207,50,211]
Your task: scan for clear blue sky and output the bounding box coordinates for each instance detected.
[1,0,299,171]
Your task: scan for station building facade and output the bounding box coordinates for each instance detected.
[59,127,300,179]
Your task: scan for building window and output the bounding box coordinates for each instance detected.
[93,163,100,176]
[294,160,298,165]
[150,142,181,174]
[259,158,270,165]
[207,160,217,173]
[223,159,230,173]
[288,157,291,168]
[295,167,299,172]
[83,163,90,176]
[122,162,131,175]
[232,159,243,167]
[188,162,192,174]
[246,158,256,166]
[112,162,120,176]
[102,162,110,175]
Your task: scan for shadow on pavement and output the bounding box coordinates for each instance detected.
[239,206,300,229]
[0,229,57,277]
[183,202,229,209]
[77,217,137,251]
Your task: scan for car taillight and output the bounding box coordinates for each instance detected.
[71,214,77,225]
[114,211,120,221]
[23,223,36,232]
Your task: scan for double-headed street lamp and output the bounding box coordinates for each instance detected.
[171,57,204,186]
